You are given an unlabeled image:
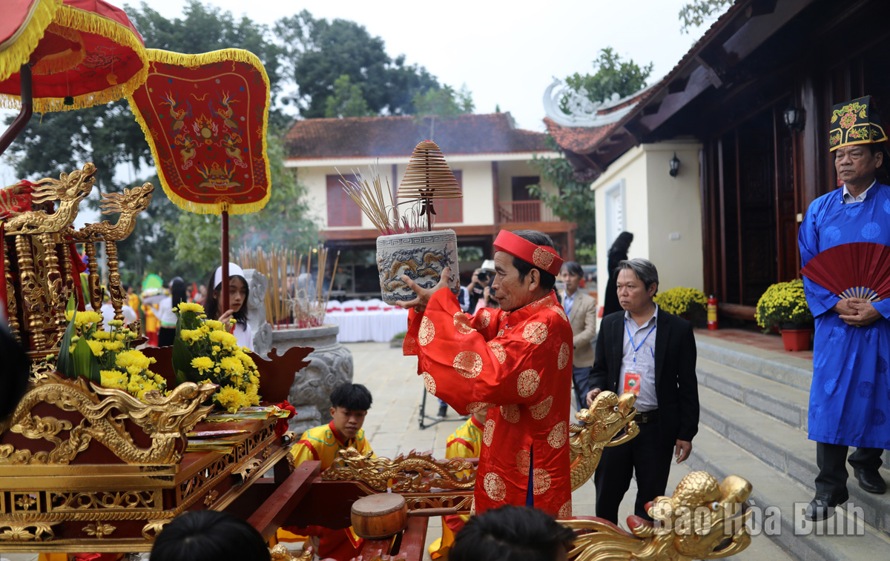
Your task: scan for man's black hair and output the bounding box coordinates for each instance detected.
[149,510,270,561]
[510,230,557,290]
[330,382,373,411]
[450,505,575,561]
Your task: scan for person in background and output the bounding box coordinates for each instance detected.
[283,383,374,560]
[799,95,890,520]
[560,261,597,410]
[586,258,699,524]
[157,277,187,347]
[428,409,486,559]
[125,284,142,334]
[149,510,270,561]
[100,287,138,328]
[449,505,575,561]
[602,232,634,317]
[204,262,253,351]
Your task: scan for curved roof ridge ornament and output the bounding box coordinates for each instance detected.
[543,78,652,128]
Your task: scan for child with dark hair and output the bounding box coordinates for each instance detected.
[283,382,374,559]
[204,262,252,350]
[150,510,270,561]
[450,505,575,561]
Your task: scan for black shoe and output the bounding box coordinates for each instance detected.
[804,490,849,521]
[854,469,887,494]
[437,404,448,418]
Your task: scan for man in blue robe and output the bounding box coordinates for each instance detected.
[799,95,890,521]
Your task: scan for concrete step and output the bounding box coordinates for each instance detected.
[698,384,890,537]
[697,355,809,431]
[690,422,890,560]
[696,335,813,391]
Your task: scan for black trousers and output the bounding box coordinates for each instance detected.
[594,419,674,523]
[815,442,884,498]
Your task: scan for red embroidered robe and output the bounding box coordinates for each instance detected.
[405,290,573,517]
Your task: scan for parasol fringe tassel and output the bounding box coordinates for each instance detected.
[127,48,272,216]
[0,0,61,83]
[0,0,150,113]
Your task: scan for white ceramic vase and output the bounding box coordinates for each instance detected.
[376,229,460,304]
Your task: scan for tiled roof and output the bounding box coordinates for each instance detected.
[284,113,553,160]
[544,117,620,154]
[547,1,748,161]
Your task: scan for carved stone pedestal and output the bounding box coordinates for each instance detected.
[270,325,353,436]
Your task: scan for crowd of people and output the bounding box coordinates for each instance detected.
[5,93,889,561]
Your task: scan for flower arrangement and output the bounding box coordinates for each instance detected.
[172,302,261,412]
[755,279,814,331]
[57,310,167,400]
[653,287,707,317]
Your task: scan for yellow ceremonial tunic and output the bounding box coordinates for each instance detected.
[429,416,484,559]
[289,421,373,468]
[285,421,373,560]
[405,290,573,517]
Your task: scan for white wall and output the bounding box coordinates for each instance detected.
[297,157,558,231]
[592,141,704,310]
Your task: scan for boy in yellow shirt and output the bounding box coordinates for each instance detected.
[284,383,374,560]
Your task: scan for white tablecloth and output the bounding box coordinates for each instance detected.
[325,309,410,343]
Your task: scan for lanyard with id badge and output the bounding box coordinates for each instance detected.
[623,320,656,395]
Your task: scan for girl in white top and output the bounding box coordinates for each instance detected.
[204,263,254,351]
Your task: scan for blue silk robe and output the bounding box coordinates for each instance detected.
[799,182,890,449]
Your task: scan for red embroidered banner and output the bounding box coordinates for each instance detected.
[128,48,271,215]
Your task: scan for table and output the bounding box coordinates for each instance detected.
[325,309,409,343]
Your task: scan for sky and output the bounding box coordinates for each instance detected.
[1,1,716,222]
[120,0,713,132]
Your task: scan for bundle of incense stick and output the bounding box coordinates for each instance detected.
[238,245,300,328]
[338,166,424,234]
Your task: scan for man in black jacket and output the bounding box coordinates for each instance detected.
[585,258,699,524]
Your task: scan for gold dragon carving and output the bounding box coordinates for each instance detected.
[569,391,639,491]
[322,391,639,494]
[67,181,154,316]
[0,374,216,465]
[2,164,98,351]
[3,163,97,236]
[563,471,753,561]
[321,449,475,492]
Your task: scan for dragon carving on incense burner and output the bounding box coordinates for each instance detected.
[563,471,753,561]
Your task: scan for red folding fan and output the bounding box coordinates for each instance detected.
[801,242,890,300]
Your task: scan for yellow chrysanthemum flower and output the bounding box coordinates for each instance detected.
[177,302,205,314]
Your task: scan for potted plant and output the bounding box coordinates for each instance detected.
[341,140,461,304]
[653,287,707,327]
[754,279,814,351]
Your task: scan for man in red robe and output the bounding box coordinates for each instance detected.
[400,229,573,517]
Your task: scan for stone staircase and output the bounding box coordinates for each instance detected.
[692,332,890,560]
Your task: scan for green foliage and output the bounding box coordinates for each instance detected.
[678,0,732,34]
[412,85,474,118]
[754,279,814,331]
[654,287,707,316]
[324,75,373,118]
[563,48,652,110]
[528,137,596,249]
[275,11,441,118]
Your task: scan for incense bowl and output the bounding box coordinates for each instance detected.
[376,229,460,304]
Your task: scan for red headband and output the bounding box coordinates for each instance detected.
[493,230,563,276]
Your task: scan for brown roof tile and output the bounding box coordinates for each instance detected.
[284,113,552,160]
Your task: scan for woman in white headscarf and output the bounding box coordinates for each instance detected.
[204,263,253,351]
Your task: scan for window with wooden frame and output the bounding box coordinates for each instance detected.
[326,174,363,227]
